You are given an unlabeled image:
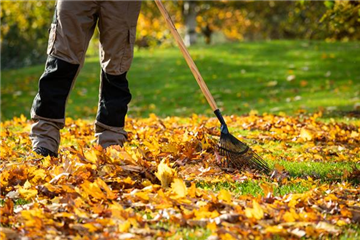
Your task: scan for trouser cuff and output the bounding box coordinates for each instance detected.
[94,121,128,148]
[30,119,62,153]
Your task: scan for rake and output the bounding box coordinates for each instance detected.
[155,0,270,174]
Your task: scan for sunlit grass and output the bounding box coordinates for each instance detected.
[2,40,359,120]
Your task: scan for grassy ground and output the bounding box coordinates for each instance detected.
[1,40,360,120]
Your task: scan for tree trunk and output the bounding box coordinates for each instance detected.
[183,1,197,46]
[202,24,213,44]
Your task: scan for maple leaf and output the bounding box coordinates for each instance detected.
[18,180,38,200]
[155,159,175,188]
[282,208,299,222]
[265,225,285,234]
[80,180,107,200]
[171,177,187,198]
[217,189,232,203]
[245,200,264,220]
[299,128,314,141]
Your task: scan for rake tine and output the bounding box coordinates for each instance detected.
[218,145,248,155]
[219,142,268,167]
[252,158,270,173]
[246,151,270,172]
[228,155,244,169]
[217,143,270,173]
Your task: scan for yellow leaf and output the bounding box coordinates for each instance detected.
[18,187,38,200]
[123,176,135,185]
[200,137,212,150]
[336,220,347,226]
[161,143,178,154]
[21,209,38,220]
[119,220,131,232]
[350,131,359,138]
[217,189,232,203]
[299,210,318,221]
[95,178,116,200]
[108,202,125,220]
[283,212,295,222]
[188,182,197,198]
[287,194,302,208]
[265,225,284,234]
[283,209,298,222]
[155,159,175,188]
[135,191,150,201]
[245,200,264,220]
[260,182,273,197]
[206,221,217,231]
[82,223,99,232]
[300,128,313,141]
[171,177,187,198]
[194,206,220,219]
[80,180,107,200]
[142,180,152,187]
[41,156,52,168]
[31,169,47,183]
[220,233,236,240]
[74,207,89,219]
[23,180,32,189]
[84,150,98,164]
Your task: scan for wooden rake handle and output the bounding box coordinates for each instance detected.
[155,0,218,111]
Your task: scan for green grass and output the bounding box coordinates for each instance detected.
[194,164,348,197]
[195,158,357,197]
[1,40,360,120]
[0,198,30,206]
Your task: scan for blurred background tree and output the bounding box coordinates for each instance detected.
[1,1,55,69]
[1,0,359,69]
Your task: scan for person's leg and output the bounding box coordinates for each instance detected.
[30,1,98,155]
[95,1,141,148]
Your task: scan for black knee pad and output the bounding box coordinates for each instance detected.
[96,69,132,127]
[32,56,79,119]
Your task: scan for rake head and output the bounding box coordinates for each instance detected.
[214,110,270,174]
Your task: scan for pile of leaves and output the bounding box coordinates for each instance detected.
[1,113,359,239]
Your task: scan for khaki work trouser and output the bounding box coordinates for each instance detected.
[30,0,141,153]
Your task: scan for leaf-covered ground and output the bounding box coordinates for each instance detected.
[1,113,359,239]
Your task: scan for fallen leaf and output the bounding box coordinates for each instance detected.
[171,177,187,198]
[155,159,175,188]
[217,189,232,203]
[300,128,314,141]
[245,200,264,220]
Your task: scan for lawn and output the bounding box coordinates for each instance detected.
[1,41,359,239]
[1,40,360,120]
